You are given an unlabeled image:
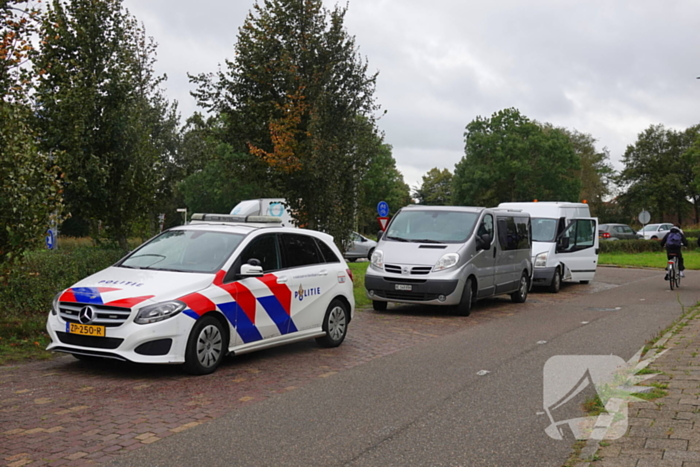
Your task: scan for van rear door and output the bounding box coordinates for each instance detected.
[556,218,599,282]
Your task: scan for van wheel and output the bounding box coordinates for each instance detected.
[372,300,387,311]
[316,299,349,348]
[580,280,589,284]
[455,278,474,316]
[511,272,529,303]
[183,315,226,375]
[548,268,561,293]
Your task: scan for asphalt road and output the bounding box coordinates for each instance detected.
[108,267,700,467]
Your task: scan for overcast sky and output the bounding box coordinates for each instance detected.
[122,0,700,192]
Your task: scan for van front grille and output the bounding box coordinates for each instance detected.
[384,264,433,275]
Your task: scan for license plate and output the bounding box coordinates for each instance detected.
[395,284,412,291]
[68,322,106,337]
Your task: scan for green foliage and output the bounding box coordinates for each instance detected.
[617,124,700,225]
[414,167,453,205]
[453,108,581,206]
[191,0,379,247]
[35,0,179,249]
[564,130,615,217]
[599,239,666,254]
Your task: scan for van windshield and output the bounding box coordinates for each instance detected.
[118,230,244,273]
[385,210,478,243]
[531,218,559,242]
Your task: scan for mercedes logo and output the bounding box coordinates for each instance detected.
[78,306,96,324]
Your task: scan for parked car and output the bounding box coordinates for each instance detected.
[598,223,640,241]
[46,213,355,375]
[637,223,674,240]
[344,232,377,261]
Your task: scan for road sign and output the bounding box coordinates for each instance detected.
[46,229,56,250]
[377,201,389,217]
[377,217,389,231]
[638,210,651,225]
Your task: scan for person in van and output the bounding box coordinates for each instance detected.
[661,225,688,278]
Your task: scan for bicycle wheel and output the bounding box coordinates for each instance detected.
[675,259,681,288]
[669,260,676,291]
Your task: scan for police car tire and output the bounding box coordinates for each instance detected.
[183,315,226,375]
[316,299,349,348]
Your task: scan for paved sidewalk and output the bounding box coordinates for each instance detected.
[579,307,700,467]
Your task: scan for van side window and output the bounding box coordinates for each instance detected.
[280,233,323,268]
[560,220,595,252]
[497,216,530,251]
[478,214,494,244]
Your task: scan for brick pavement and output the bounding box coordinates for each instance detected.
[2,289,574,467]
[577,307,700,467]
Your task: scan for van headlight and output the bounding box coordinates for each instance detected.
[535,252,548,268]
[433,253,459,272]
[134,301,186,324]
[370,249,384,270]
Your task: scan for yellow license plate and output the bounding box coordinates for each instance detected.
[68,322,106,337]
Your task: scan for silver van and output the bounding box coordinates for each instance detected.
[364,206,533,316]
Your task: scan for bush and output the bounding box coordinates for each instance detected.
[0,246,128,317]
[599,238,698,254]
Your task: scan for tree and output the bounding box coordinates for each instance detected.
[452,108,581,207]
[414,168,453,205]
[35,0,177,248]
[617,124,699,225]
[191,0,379,246]
[0,1,63,263]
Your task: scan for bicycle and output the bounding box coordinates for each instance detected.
[667,253,681,290]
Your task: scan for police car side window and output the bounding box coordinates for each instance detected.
[280,233,323,268]
[240,234,280,272]
[315,238,340,263]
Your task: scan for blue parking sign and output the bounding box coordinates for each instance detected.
[377,201,389,217]
[46,229,56,250]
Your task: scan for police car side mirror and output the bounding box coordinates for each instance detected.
[239,259,263,278]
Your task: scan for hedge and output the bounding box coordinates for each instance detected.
[599,238,698,254]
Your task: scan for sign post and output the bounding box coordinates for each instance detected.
[377,201,390,231]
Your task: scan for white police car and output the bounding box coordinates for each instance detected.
[46,214,355,375]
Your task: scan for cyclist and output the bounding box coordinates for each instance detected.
[661,225,688,279]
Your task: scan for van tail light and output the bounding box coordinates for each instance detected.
[346,268,354,282]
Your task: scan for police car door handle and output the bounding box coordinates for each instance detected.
[277,276,288,284]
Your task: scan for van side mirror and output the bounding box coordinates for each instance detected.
[557,237,570,252]
[476,233,491,251]
[239,259,263,278]
[377,230,384,241]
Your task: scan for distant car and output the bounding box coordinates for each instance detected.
[598,223,640,241]
[344,232,377,262]
[637,223,675,240]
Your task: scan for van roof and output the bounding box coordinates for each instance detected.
[401,205,486,213]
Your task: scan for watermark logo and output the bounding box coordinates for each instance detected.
[543,347,666,440]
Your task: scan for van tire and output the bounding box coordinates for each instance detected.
[372,300,387,311]
[511,272,529,303]
[549,268,561,293]
[455,278,474,316]
[580,280,589,284]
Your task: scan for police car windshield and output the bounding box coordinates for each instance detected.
[385,210,478,243]
[119,230,244,273]
[531,218,559,242]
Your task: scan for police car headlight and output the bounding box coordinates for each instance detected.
[535,252,548,268]
[51,292,62,316]
[135,301,186,325]
[370,249,384,270]
[433,253,459,272]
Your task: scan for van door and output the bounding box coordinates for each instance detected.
[556,218,599,282]
[472,214,496,297]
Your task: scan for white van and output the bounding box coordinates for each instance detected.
[497,202,598,292]
[230,199,296,227]
[364,206,533,316]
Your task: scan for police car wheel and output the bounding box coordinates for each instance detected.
[455,277,473,316]
[184,315,226,375]
[316,299,349,348]
[511,272,529,303]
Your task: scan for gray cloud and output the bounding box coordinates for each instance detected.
[123,0,700,189]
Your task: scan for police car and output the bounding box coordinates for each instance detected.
[46,214,355,375]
